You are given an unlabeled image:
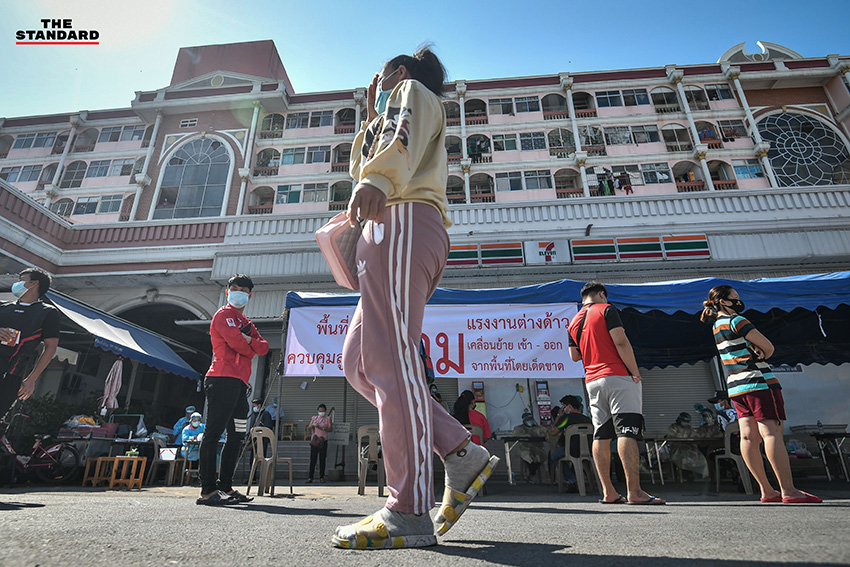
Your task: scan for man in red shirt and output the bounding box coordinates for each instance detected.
[197,274,269,505]
[568,282,665,505]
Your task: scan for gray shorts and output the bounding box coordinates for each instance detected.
[586,375,644,439]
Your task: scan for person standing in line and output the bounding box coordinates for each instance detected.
[701,285,821,503]
[0,268,59,420]
[567,281,665,505]
[335,46,499,549]
[306,403,332,483]
[196,274,269,506]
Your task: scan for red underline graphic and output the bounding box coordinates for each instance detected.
[16,41,100,45]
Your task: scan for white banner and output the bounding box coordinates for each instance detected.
[284,303,584,379]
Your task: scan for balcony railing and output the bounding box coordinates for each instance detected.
[556,188,584,199]
[470,154,492,164]
[335,125,355,135]
[665,142,693,153]
[465,115,488,125]
[253,166,279,177]
[447,193,467,204]
[141,140,151,148]
[714,180,739,190]
[585,145,607,157]
[72,145,95,153]
[447,154,462,164]
[470,193,495,204]
[654,103,682,114]
[700,137,723,149]
[549,147,575,158]
[690,100,711,111]
[543,110,570,121]
[331,163,348,173]
[676,180,707,193]
[329,201,348,211]
[574,109,597,118]
[51,146,66,155]
[247,204,273,215]
[36,180,50,189]
[258,130,284,139]
[446,117,461,127]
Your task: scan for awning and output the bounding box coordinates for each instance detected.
[47,291,199,380]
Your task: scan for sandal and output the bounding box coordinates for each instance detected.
[627,495,666,505]
[435,455,500,536]
[782,491,822,503]
[196,491,239,506]
[225,490,254,503]
[331,513,436,549]
[599,494,628,504]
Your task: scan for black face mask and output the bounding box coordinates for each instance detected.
[727,298,745,313]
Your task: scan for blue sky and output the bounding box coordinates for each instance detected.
[2,0,849,118]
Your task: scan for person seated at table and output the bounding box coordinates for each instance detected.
[693,403,723,439]
[451,390,492,445]
[666,412,709,480]
[549,395,593,492]
[173,405,196,440]
[707,391,738,431]
[181,412,205,461]
[511,411,549,483]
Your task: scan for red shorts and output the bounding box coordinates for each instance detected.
[731,388,786,422]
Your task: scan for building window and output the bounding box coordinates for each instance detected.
[604,127,632,145]
[19,164,42,182]
[12,134,36,149]
[109,158,136,176]
[286,112,309,129]
[306,145,331,164]
[595,90,623,108]
[641,163,673,184]
[86,160,111,177]
[495,171,523,191]
[98,127,123,143]
[120,125,146,141]
[309,111,333,128]
[622,89,650,106]
[706,84,735,101]
[489,98,514,115]
[302,183,329,202]
[275,184,302,204]
[73,196,99,215]
[281,147,306,165]
[732,159,765,179]
[612,164,643,185]
[179,119,198,128]
[631,125,660,143]
[59,161,87,188]
[718,120,748,139]
[523,170,552,190]
[579,126,604,146]
[261,114,285,131]
[51,198,74,216]
[0,167,21,182]
[515,96,540,113]
[33,132,57,148]
[493,134,517,151]
[153,138,230,219]
[519,132,546,151]
[98,194,124,213]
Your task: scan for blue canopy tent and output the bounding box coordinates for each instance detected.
[285,272,850,368]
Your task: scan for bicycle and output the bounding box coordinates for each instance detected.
[0,404,81,485]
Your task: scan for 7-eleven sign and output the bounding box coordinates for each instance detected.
[523,240,570,264]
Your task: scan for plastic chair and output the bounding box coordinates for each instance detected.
[357,425,385,497]
[246,427,293,496]
[145,438,183,486]
[558,423,599,495]
[714,421,754,494]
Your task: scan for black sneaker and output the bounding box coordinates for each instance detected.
[306,478,313,484]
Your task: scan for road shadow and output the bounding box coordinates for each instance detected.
[223,503,361,518]
[0,501,46,511]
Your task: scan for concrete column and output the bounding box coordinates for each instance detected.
[727,66,779,187]
[235,102,262,215]
[130,109,163,221]
[462,160,471,203]
[50,117,79,187]
[576,151,590,197]
[560,75,581,152]
[458,82,468,160]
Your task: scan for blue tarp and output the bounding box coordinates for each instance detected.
[47,291,199,380]
[286,272,850,314]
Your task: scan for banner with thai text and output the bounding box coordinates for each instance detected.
[284,303,584,379]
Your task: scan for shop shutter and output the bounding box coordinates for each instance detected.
[640,361,716,436]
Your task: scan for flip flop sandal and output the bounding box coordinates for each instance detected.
[435,455,500,536]
[627,495,666,505]
[226,490,254,503]
[196,491,239,506]
[759,495,782,503]
[782,491,822,503]
[331,514,436,549]
[599,494,628,504]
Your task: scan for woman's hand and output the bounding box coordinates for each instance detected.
[367,73,379,122]
[348,182,386,226]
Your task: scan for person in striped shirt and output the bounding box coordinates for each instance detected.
[701,285,821,504]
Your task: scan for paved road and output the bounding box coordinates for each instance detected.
[2,479,849,566]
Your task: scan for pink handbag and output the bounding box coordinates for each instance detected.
[315,212,362,290]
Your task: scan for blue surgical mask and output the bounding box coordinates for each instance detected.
[714,403,725,412]
[374,68,400,115]
[227,290,250,308]
[318,411,326,417]
[191,420,201,428]
[11,281,29,298]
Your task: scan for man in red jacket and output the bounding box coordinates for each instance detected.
[196,274,269,505]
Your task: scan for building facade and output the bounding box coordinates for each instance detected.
[2,40,849,439]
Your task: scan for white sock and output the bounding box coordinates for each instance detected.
[444,442,490,491]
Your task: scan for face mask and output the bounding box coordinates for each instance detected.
[11,281,29,298]
[714,403,725,412]
[227,290,250,308]
[374,68,400,115]
[727,298,745,313]
[252,406,259,413]
[524,420,534,427]
[191,420,201,428]
[318,411,326,417]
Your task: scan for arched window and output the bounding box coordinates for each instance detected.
[51,198,74,216]
[60,161,87,188]
[153,138,230,219]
